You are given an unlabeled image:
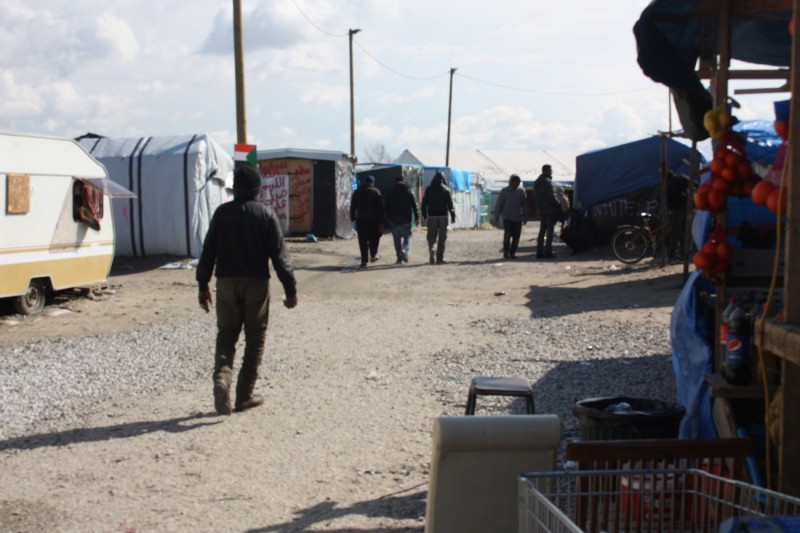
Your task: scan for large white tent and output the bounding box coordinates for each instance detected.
[396,148,577,190]
[79,133,233,257]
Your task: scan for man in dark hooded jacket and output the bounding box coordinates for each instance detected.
[384,176,420,264]
[421,171,456,264]
[349,175,384,267]
[196,165,298,416]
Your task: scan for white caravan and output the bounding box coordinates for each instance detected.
[0,132,134,315]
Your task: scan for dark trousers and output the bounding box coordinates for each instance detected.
[502,219,523,257]
[537,214,559,256]
[356,220,381,263]
[214,277,270,403]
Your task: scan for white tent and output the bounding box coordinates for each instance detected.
[397,148,576,190]
[79,133,233,257]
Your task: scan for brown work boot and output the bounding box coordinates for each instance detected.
[213,378,232,416]
[214,367,233,415]
[234,394,264,413]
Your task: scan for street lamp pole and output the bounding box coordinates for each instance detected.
[233,0,247,143]
[349,28,361,160]
[446,67,457,166]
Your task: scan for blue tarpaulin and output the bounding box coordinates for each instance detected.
[574,136,694,211]
[671,271,717,438]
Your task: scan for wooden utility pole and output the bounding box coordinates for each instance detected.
[349,28,361,159]
[446,67,457,166]
[233,0,247,143]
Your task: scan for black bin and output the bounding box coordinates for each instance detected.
[573,396,685,440]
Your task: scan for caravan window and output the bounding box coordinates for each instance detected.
[73,179,103,230]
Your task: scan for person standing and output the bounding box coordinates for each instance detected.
[421,171,456,265]
[384,175,420,264]
[350,175,384,268]
[494,174,528,259]
[196,165,298,416]
[533,164,563,259]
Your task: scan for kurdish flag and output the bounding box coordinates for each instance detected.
[234,143,257,168]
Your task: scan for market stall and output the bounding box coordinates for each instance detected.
[635,0,799,495]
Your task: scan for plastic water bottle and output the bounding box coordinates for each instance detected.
[722,303,751,385]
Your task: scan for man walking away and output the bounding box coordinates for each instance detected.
[196,165,298,416]
[384,175,420,264]
[494,174,528,259]
[533,164,563,259]
[421,171,456,265]
[349,175,384,268]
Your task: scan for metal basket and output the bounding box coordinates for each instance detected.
[519,468,800,533]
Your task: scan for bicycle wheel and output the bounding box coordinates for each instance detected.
[611,227,650,264]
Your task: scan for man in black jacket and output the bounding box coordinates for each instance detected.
[349,175,384,267]
[384,176,420,264]
[533,164,563,259]
[196,165,298,416]
[421,171,456,265]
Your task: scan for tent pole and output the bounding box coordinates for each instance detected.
[683,140,698,283]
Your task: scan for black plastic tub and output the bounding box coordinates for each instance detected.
[573,396,685,440]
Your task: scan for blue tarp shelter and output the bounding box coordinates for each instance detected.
[574,136,694,211]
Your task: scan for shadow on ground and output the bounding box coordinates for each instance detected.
[0,412,220,452]
[246,487,426,533]
[525,270,685,318]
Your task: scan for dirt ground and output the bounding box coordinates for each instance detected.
[0,227,687,532]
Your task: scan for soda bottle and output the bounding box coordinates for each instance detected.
[722,303,751,385]
[720,297,736,352]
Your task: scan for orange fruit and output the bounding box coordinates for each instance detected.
[720,167,736,182]
[775,120,789,141]
[694,184,711,210]
[751,179,776,206]
[716,241,733,263]
[711,177,730,193]
[693,251,714,271]
[724,152,742,168]
[736,161,752,181]
[767,188,788,214]
[709,158,725,175]
[707,189,727,212]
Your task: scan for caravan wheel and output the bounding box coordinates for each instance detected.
[14,279,47,316]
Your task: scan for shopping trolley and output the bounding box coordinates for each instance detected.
[519,468,800,533]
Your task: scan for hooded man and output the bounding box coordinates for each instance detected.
[494,173,528,259]
[384,175,420,264]
[196,165,298,415]
[421,171,456,265]
[349,174,384,267]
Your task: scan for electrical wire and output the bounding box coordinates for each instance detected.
[290,0,348,37]
[290,0,659,96]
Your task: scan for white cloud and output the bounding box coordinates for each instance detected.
[300,84,347,107]
[94,13,139,62]
[0,70,43,120]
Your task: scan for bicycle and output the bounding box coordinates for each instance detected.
[611,212,669,264]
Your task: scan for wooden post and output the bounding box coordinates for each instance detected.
[233,0,247,144]
[779,0,800,497]
[446,68,457,167]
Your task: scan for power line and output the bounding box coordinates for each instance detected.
[290,0,347,37]
[290,0,657,96]
[354,41,450,81]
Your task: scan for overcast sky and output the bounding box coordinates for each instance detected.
[0,0,784,163]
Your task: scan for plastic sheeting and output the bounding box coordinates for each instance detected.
[671,270,717,438]
[574,136,694,211]
[80,134,233,257]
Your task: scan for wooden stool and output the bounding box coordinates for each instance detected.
[465,376,535,415]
